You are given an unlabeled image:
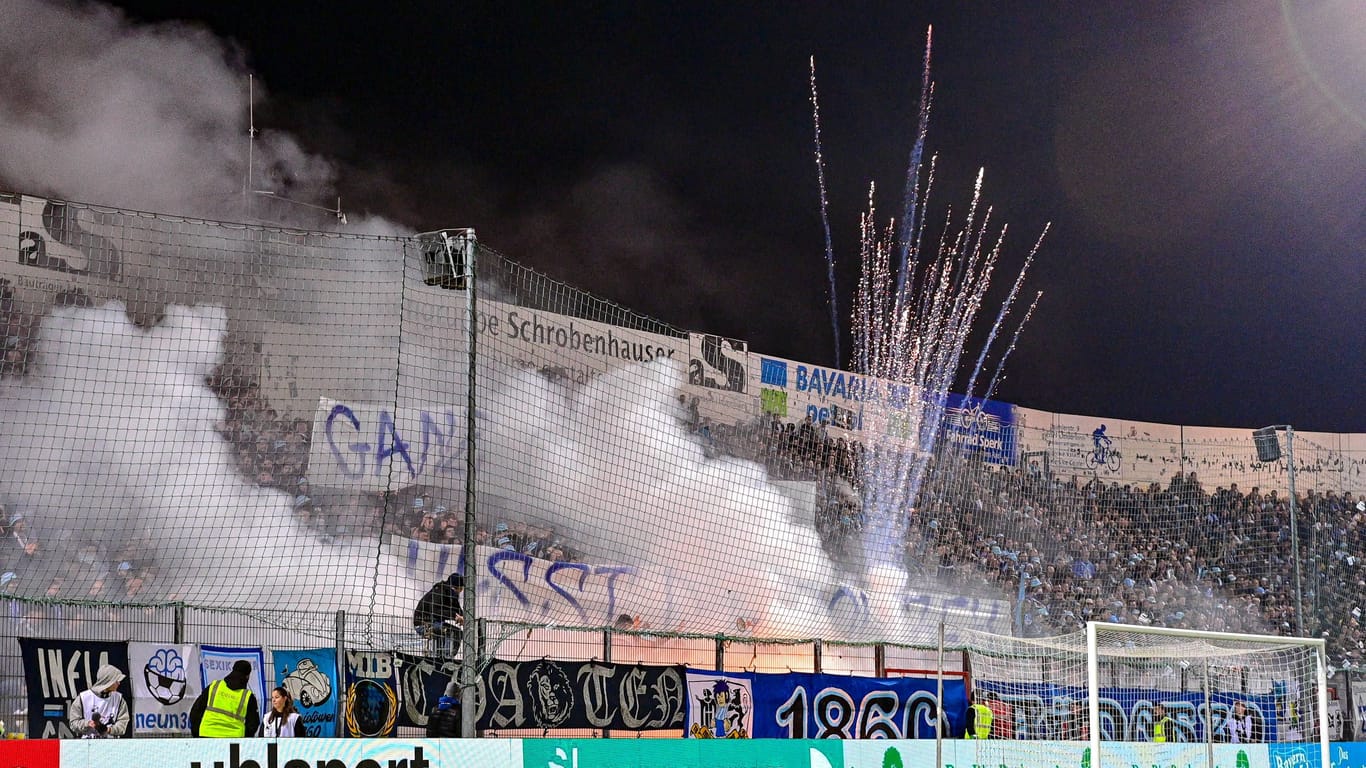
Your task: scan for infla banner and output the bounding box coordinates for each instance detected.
[271,648,340,737]
[128,642,199,736]
[18,637,129,739]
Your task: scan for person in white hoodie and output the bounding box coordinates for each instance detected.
[66,663,130,738]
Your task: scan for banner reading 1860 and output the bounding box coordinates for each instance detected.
[686,669,965,740]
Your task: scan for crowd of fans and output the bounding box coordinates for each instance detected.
[3,318,1365,671]
[680,405,1366,669]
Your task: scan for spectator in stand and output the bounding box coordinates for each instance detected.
[426,681,463,737]
[66,663,129,739]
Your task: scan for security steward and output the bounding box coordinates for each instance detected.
[190,660,261,738]
[965,692,994,739]
[1152,702,1175,743]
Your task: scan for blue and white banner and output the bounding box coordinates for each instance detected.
[272,647,340,737]
[344,650,399,737]
[199,645,267,724]
[940,392,1017,465]
[685,670,756,738]
[977,681,1284,742]
[128,642,198,736]
[686,670,963,740]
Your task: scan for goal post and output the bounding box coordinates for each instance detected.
[1086,622,1329,768]
[959,623,1329,768]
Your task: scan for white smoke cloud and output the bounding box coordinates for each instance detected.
[0,0,335,221]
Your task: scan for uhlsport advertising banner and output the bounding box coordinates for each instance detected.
[395,652,460,729]
[18,636,129,739]
[128,641,199,736]
[478,658,687,732]
[344,650,399,737]
[271,647,340,737]
[55,738,524,768]
[199,645,268,726]
[685,669,964,740]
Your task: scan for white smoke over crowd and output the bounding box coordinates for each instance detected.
[0,0,895,641]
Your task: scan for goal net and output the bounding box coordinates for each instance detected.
[960,623,1329,768]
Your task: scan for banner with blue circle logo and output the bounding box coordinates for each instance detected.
[128,642,199,736]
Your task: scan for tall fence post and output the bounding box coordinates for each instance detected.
[813,639,822,674]
[874,643,886,678]
[173,604,185,644]
[715,636,725,672]
[603,628,612,739]
[335,610,346,738]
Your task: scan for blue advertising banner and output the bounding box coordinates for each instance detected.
[977,680,1283,742]
[272,648,340,737]
[685,670,964,740]
[18,637,129,739]
[941,392,1017,465]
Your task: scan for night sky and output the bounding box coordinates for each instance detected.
[21,2,1366,431]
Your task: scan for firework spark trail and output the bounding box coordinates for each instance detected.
[810,57,842,367]
[893,26,935,311]
[814,28,1047,583]
[980,289,1044,403]
[963,223,1050,402]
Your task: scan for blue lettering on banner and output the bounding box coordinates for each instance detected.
[940,392,1017,466]
[977,681,1283,742]
[324,404,463,481]
[408,544,637,624]
[745,670,964,739]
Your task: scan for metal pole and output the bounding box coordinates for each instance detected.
[458,232,480,738]
[874,643,886,678]
[1288,426,1304,637]
[936,621,945,768]
[173,604,185,644]
[1203,657,1214,768]
[813,639,822,674]
[335,610,347,737]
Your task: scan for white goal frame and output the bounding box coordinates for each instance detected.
[1086,622,1329,768]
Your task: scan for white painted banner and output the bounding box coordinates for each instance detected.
[128,642,199,736]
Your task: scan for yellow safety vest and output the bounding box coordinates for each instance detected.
[969,703,993,739]
[200,680,251,738]
[1153,715,1172,743]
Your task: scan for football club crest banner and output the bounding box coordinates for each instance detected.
[272,648,339,737]
[477,658,686,732]
[128,642,198,736]
[395,652,460,729]
[685,670,756,738]
[199,645,267,723]
[18,637,130,739]
[344,650,399,737]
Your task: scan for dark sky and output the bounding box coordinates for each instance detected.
[56,2,1366,431]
